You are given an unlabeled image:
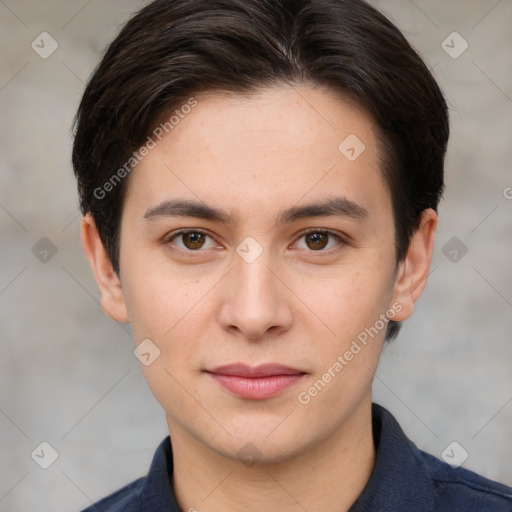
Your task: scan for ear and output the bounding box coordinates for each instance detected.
[390,208,438,321]
[81,214,130,323]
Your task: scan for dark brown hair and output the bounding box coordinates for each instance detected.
[72,0,449,341]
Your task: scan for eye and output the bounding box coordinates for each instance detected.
[166,229,218,251]
[293,229,344,252]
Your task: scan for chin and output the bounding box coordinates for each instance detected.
[206,418,315,467]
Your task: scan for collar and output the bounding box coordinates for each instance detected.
[349,403,435,511]
[140,436,179,512]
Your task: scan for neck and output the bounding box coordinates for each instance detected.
[169,396,375,512]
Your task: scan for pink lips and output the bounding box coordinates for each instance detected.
[206,364,306,400]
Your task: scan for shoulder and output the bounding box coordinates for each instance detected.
[362,404,512,512]
[419,449,512,511]
[79,476,145,512]
[78,436,175,512]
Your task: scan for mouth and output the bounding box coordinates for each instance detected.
[205,363,306,400]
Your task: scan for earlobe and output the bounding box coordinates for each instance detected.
[391,209,438,322]
[81,214,130,323]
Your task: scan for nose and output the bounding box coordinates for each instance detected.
[217,248,293,341]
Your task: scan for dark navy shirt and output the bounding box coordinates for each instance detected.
[81,403,512,511]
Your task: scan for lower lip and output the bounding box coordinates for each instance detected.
[207,373,305,399]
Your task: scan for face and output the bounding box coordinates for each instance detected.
[84,85,435,464]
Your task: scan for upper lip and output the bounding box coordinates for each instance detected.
[206,363,305,378]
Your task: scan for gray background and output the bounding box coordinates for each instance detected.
[1,0,511,510]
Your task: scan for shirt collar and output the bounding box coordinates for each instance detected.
[140,403,435,511]
[140,436,179,512]
[349,403,435,511]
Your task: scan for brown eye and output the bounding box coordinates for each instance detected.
[181,232,206,250]
[304,232,329,250]
[293,230,344,253]
[167,230,216,251]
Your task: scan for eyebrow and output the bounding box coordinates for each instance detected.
[275,196,368,224]
[143,196,368,225]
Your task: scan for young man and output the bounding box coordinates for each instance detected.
[72,0,512,510]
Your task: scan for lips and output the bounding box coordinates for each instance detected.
[209,363,304,377]
[205,364,306,400]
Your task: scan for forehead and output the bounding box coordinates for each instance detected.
[123,85,390,225]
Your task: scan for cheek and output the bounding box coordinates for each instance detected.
[301,259,395,345]
[295,268,391,415]
[122,259,225,393]
[121,248,203,339]
[123,267,211,413]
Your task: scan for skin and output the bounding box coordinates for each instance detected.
[82,85,437,512]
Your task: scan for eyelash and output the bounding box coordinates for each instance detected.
[164,228,346,255]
